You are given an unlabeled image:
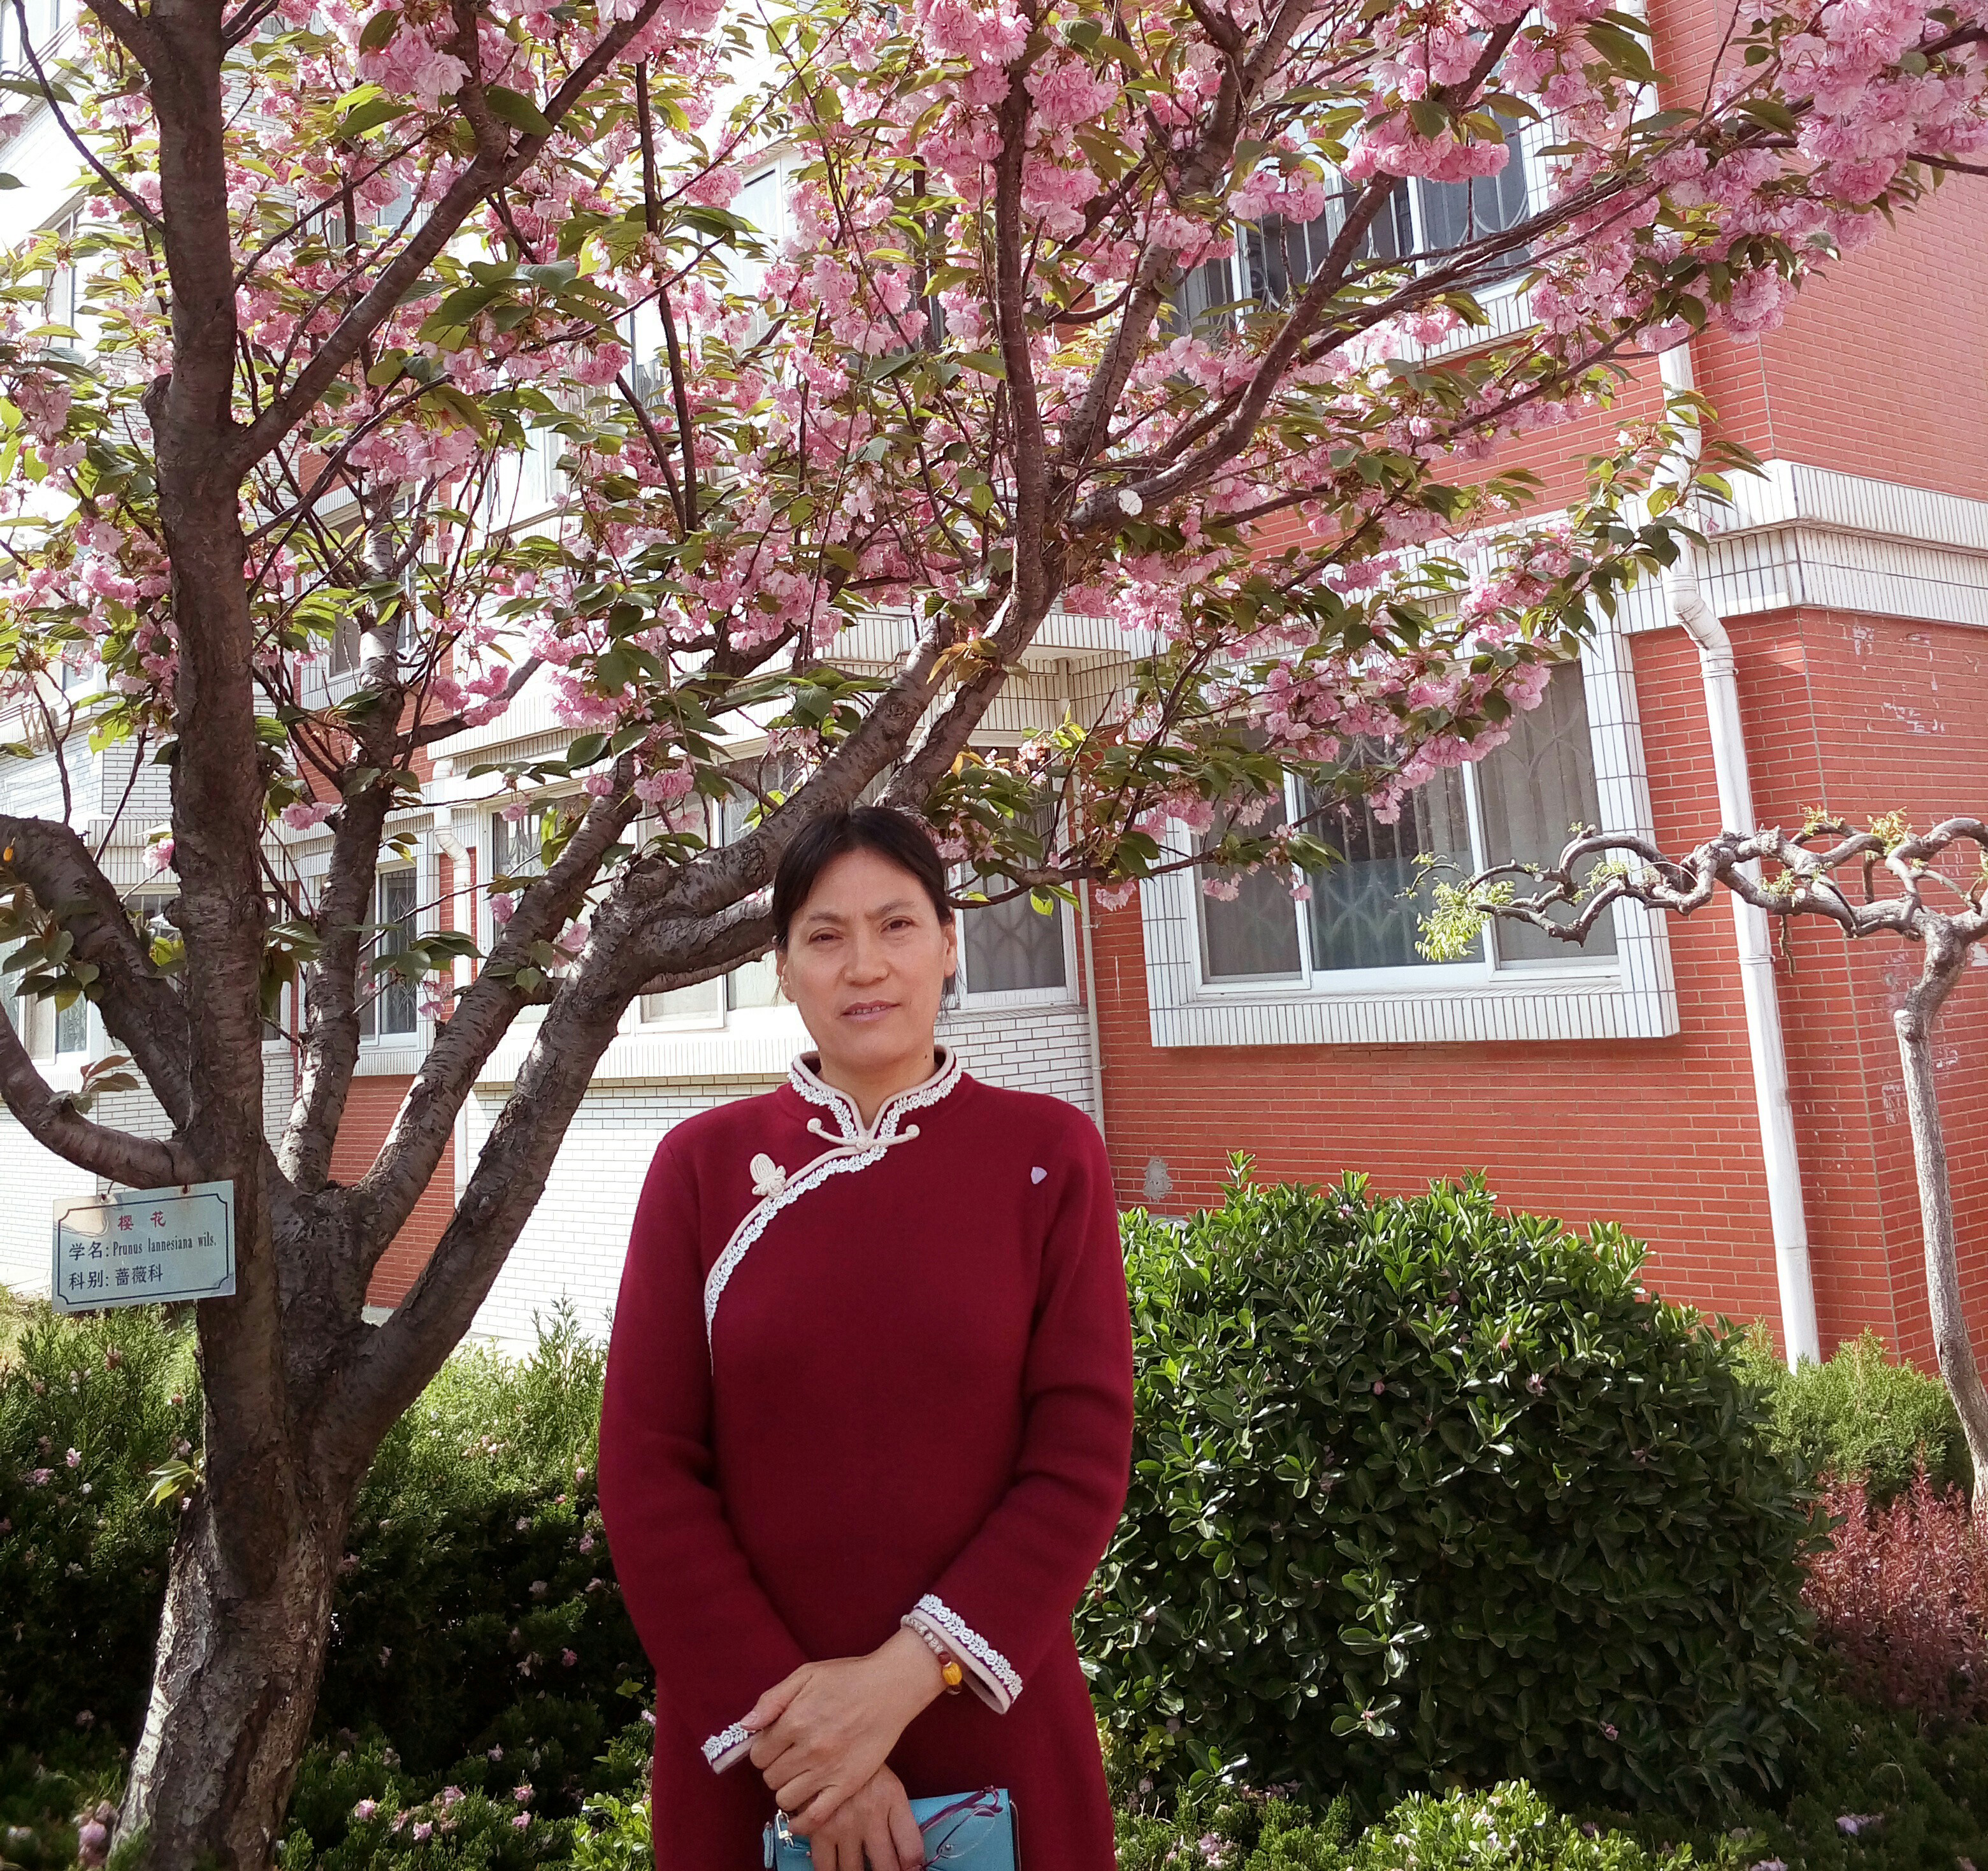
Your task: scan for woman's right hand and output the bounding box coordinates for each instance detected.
[799,1765,925,1871]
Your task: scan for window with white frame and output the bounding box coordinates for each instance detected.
[1178,127,1534,334]
[729,162,788,303]
[637,781,787,1025]
[1,0,69,81]
[359,867,418,1039]
[1,953,88,1058]
[632,779,727,1025]
[43,209,80,338]
[490,800,560,886]
[488,801,571,1023]
[953,801,1074,1002]
[956,883,1070,998]
[1196,665,1615,987]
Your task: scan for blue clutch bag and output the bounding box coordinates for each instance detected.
[763,1788,1016,1868]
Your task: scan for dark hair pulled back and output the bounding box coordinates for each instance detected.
[770,806,954,951]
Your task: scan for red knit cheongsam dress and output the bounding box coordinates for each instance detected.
[599,1049,1135,1870]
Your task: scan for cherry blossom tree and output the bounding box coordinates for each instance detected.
[1427,814,1988,1521]
[0,0,1982,1849]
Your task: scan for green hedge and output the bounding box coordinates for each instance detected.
[1079,1169,1820,1814]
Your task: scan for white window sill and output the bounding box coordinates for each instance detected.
[1150,968,1677,1048]
[356,1039,424,1075]
[479,1004,810,1088]
[947,986,1079,1013]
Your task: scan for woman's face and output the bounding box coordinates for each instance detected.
[776,847,957,1079]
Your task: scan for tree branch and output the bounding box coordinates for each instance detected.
[0,813,193,1123]
[342,776,642,1262]
[0,1009,196,1186]
[228,0,672,475]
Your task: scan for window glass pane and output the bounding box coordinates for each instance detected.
[7,958,53,1058]
[717,776,790,1008]
[1359,181,1415,263]
[55,990,87,1054]
[642,977,724,1023]
[1167,256,1237,336]
[492,804,556,880]
[1473,667,1616,962]
[630,800,723,1027]
[1302,763,1474,969]
[730,168,781,297]
[373,869,418,1036]
[1239,220,1290,304]
[962,885,1067,995]
[728,953,782,1009]
[1,941,19,1040]
[1197,790,1302,981]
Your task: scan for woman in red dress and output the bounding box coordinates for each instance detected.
[599,806,1135,1870]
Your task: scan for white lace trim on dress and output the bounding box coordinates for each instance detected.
[702,1049,966,1354]
[702,1719,754,1773]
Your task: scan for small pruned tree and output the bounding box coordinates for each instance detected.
[1427,813,1988,1517]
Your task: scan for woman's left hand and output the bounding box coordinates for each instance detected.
[746,1627,946,1829]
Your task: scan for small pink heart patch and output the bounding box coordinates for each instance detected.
[1030,1166,1048,1185]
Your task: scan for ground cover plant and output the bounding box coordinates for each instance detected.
[1079,1167,1820,1812]
[1803,1471,1988,1727]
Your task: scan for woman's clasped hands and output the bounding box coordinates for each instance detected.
[743,1626,949,1871]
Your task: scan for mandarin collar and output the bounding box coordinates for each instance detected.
[786,1046,965,1143]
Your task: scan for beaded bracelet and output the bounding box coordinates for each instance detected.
[902,1617,965,1693]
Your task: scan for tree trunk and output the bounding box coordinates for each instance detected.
[118,1471,351,1871]
[1892,946,1988,1522]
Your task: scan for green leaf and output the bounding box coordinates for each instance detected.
[1406,98,1449,141]
[357,8,403,53]
[1583,18,1660,81]
[420,382,491,436]
[338,95,414,139]
[1732,93,1801,136]
[484,85,557,138]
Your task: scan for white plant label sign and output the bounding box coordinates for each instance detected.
[51,1180,236,1312]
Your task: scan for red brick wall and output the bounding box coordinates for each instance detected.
[1759,612,1988,1366]
[331,1074,456,1309]
[1090,609,1988,1363]
[1646,0,1988,498]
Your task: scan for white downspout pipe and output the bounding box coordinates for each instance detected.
[1658,342,1821,1368]
[1078,878,1109,1139]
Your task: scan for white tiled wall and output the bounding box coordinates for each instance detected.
[464,1007,1096,1348]
[0,1109,94,1294]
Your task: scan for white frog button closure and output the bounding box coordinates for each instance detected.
[749,1153,788,1199]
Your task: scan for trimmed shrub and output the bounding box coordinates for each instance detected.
[0,1301,645,1780]
[1738,1327,1968,1504]
[1079,1169,1820,1814]
[1804,1472,1988,1724]
[0,1303,200,1748]
[315,1310,647,1775]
